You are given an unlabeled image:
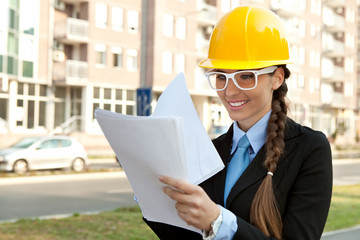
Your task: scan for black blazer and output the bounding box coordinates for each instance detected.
[145,118,333,240]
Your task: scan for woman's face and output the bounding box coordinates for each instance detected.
[215,68,284,132]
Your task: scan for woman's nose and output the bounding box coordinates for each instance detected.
[225,78,240,95]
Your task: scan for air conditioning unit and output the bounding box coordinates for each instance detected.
[53,50,65,62]
[54,0,65,11]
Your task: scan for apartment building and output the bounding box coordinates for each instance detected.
[0,0,359,146]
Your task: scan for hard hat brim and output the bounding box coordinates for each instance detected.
[198,58,293,70]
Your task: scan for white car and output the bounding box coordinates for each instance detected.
[0,136,88,174]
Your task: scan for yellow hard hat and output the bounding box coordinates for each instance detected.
[199,6,292,70]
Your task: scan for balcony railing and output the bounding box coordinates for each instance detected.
[270,0,302,17]
[196,2,217,25]
[53,60,88,86]
[322,38,345,57]
[323,12,345,32]
[324,0,346,7]
[54,17,89,43]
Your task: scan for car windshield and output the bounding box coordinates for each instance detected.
[11,137,42,148]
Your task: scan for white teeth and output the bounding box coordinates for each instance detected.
[229,101,246,107]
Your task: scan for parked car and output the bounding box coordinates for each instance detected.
[0,135,88,174]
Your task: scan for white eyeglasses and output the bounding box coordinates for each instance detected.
[205,66,278,91]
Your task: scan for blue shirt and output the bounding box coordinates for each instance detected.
[214,111,271,240]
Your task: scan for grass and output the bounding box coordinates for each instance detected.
[324,183,360,232]
[0,207,158,240]
[0,185,358,239]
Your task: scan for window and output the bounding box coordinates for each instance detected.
[9,9,19,30]
[128,10,139,33]
[112,7,123,31]
[298,74,305,89]
[8,32,18,54]
[96,3,107,28]
[127,49,138,71]
[176,17,186,39]
[163,14,174,37]
[344,83,353,96]
[22,61,33,77]
[162,51,172,74]
[7,56,18,75]
[175,54,185,73]
[112,47,122,68]
[95,44,106,66]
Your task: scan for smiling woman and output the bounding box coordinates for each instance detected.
[144,5,332,240]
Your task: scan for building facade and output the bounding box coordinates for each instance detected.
[0,0,359,147]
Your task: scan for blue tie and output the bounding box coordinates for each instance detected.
[224,135,251,204]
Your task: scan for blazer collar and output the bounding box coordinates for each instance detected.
[212,118,303,207]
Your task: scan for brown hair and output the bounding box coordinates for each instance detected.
[250,65,290,239]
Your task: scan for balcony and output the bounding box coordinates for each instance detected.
[324,0,346,8]
[330,92,345,108]
[270,0,301,17]
[196,2,217,26]
[53,60,88,86]
[54,17,89,44]
[322,65,344,83]
[322,38,345,57]
[323,11,345,32]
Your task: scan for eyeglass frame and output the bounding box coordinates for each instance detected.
[205,66,278,91]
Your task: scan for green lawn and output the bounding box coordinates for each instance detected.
[0,184,359,239]
[324,184,360,232]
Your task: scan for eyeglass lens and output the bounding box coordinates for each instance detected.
[208,72,256,90]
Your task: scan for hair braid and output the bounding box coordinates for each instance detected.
[250,66,289,239]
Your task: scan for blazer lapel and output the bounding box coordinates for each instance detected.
[224,118,303,208]
[211,125,233,206]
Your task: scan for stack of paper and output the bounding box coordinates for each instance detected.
[94,73,224,233]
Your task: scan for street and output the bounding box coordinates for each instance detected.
[0,171,135,222]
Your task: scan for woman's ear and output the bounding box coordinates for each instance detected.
[272,67,285,90]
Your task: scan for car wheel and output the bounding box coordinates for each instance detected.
[13,160,28,174]
[72,158,85,172]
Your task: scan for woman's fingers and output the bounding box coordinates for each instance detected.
[159,175,197,194]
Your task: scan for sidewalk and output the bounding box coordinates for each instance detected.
[321,226,360,240]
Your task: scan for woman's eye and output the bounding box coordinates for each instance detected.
[240,74,253,80]
[216,74,226,80]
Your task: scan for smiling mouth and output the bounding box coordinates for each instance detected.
[229,101,247,107]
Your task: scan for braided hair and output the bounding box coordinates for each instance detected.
[250,65,290,239]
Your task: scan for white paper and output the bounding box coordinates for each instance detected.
[94,73,224,233]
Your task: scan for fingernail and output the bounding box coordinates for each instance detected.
[159,176,164,181]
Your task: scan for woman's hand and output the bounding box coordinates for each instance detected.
[159,175,220,231]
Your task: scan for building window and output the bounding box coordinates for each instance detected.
[127,49,138,71]
[93,88,135,115]
[95,44,106,66]
[22,61,33,77]
[7,56,18,75]
[96,3,107,28]
[175,54,185,73]
[163,14,174,37]
[9,9,19,30]
[8,32,18,55]
[176,17,186,39]
[112,47,123,68]
[298,74,305,90]
[162,51,172,74]
[128,10,139,33]
[112,7,123,31]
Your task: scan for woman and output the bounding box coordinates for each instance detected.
[146,6,332,240]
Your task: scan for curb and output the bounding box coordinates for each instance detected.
[0,171,127,186]
[322,225,360,238]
